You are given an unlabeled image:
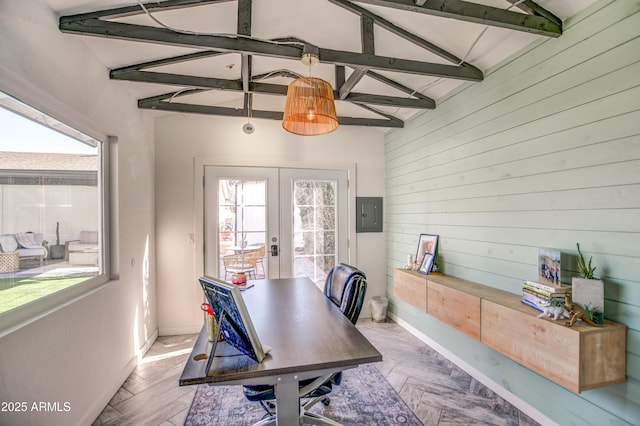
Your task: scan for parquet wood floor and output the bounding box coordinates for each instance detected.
[93,320,539,426]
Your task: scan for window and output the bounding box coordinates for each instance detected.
[292,179,338,282]
[217,179,267,280]
[0,90,109,332]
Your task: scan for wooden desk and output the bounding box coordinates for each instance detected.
[180,277,382,425]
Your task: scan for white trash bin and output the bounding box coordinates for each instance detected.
[370,296,388,322]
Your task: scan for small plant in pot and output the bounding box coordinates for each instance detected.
[49,221,65,260]
[572,243,604,324]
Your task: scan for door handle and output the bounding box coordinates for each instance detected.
[270,244,279,256]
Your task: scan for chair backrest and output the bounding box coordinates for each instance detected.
[223,254,257,268]
[245,244,266,259]
[324,263,367,324]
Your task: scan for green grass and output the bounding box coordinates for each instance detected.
[0,276,90,314]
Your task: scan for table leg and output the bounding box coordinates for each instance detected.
[274,379,300,425]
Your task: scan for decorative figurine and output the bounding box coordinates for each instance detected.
[564,293,603,327]
[403,255,414,270]
[536,303,568,321]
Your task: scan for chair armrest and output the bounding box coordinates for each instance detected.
[65,240,80,261]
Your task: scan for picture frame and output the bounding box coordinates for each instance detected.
[538,248,561,286]
[418,252,435,275]
[416,233,439,271]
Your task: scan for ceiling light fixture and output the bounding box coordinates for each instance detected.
[282,46,338,136]
[243,93,256,134]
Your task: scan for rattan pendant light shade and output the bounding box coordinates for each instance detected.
[282,77,338,136]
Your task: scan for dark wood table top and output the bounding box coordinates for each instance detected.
[180,277,382,386]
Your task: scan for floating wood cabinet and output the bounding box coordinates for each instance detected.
[428,279,481,340]
[481,299,627,393]
[393,269,427,312]
[393,269,627,393]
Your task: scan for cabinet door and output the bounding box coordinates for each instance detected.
[428,280,480,341]
[393,269,427,312]
[481,299,581,392]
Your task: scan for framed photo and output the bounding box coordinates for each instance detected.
[418,252,435,275]
[538,248,561,286]
[416,233,439,270]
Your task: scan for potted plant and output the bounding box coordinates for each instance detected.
[571,243,604,324]
[49,222,65,260]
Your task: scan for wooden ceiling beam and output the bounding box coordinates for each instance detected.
[328,0,478,69]
[338,15,374,100]
[504,0,562,27]
[339,67,368,100]
[237,0,252,93]
[137,97,404,128]
[111,51,226,72]
[59,0,231,21]
[110,69,434,108]
[352,0,562,37]
[365,70,434,105]
[59,18,483,81]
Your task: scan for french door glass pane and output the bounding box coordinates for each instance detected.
[292,180,337,282]
[218,179,267,280]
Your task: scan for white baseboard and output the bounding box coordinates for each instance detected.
[138,328,159,358]
[388,312,557,426]
[81,329,159,425]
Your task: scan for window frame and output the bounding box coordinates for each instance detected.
[0,69,113,337]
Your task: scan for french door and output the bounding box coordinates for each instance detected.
[204,166,348,286]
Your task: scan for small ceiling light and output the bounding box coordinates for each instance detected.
[243,93,255,134]
[282,48,338,136]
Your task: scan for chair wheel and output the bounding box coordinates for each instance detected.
[322,397,331,406]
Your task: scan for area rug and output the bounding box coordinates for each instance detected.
[185,363,424,425]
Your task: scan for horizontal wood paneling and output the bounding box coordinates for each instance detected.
[385,0,640,424]
[386,2,640,160]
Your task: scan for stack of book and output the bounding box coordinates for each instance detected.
[521,281,570,312]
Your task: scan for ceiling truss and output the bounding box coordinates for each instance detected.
[59,0,562,128]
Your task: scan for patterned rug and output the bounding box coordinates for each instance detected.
[185,363,424,425]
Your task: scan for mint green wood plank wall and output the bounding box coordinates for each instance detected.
[385,1,640,424]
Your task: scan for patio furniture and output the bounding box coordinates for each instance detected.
[0,251,19,273]
[245,244,266,278]
[67,231,99,265]
[0,233,47,267]
[222,254,257,281]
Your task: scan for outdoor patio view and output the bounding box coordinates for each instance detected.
[0,92,103,315]
[216,177,337,285]
[292,179,337,284]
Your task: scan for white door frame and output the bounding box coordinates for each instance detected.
[194,156,356,287]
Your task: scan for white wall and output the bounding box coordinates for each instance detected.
[0,0,157,425]
[155,114,386,335]
[0,185,99,244]
[385,0,639,424]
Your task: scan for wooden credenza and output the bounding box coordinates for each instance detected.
[393,269,627,393]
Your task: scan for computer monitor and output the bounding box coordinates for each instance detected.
[199,277,267,365]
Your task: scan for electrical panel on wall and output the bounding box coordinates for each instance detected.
[356,197,383,233]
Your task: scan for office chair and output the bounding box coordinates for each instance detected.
[243,263,367,425]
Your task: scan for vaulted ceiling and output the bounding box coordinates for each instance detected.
[46,0,598,130]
